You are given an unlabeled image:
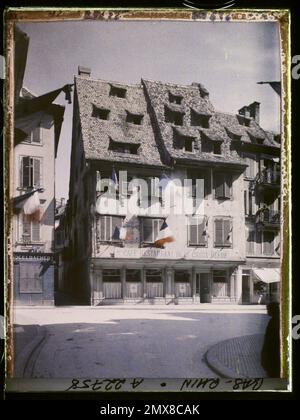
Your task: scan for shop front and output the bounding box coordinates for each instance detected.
[241,267,280,304]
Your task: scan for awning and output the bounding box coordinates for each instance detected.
[252,268,280,283]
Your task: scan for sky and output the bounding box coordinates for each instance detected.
[19,20,281,200]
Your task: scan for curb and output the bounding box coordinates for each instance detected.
[205,334,266,378]
[14,325,47,378]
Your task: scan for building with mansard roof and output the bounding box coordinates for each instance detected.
[62,66,280,306]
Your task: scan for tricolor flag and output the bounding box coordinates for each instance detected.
[13,189,41,221]
[111,168,119,191]
[154,220,174,247]
[158,173,170,191]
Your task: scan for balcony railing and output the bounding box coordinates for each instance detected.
[256,208,280,226]
[258,169,280,186]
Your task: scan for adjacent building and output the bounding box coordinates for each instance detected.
[63,67,280,306]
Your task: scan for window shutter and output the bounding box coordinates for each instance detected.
[214,173,224,199]
[215,219,223,246]
[246,230,255,255]
[153,219,162,241]
[224,175,232,199]
[256,230,262,255]
[32,221,40,242]
[32,126,41,143]
[143,218,153,243]
[198,217,206,245]
[33,158,41,187]
[189,219,197,245]
[22,157,30,188]
[224,219,232,245]
[263,231,274,255]
[99,216,105,241]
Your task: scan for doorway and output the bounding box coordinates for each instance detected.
[242,275,251,304]
[196,273,211,303]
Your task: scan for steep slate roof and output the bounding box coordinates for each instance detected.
[142,79,279,167]
[75,75,279,169]
[75,76,164,167]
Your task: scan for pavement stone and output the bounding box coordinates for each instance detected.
[205,334,268,378]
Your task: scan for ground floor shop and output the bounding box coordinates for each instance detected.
[90,259,246,305]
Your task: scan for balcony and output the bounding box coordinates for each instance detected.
[255,208,280,229]
[256,169,280,190]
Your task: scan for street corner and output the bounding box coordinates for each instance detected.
[205,334,268,378]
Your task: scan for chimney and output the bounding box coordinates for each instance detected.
[78,66,91,77]
[249,101,260,124]
[192,82,209,99]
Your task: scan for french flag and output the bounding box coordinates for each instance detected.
[158,173,170,190]
[154,220,174,247]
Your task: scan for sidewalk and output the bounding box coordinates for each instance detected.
[205,334,267,378]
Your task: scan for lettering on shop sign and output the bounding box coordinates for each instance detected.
[65,377,264,392]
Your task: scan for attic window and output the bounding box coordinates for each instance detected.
[164,106,184,126]
[109,139,140,155]
[126,111,143,125]
[110,85,127,98]
[237,115,251,127]
[201,132,223,155]
[174,132,195,152]
[190,109,210,128]
[169,92,183,105]
[213,143,222,155]
[92,105,110,120]
[226,128,242,142]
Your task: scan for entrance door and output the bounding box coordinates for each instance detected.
[196,273,211,303]
[242,275,251,304]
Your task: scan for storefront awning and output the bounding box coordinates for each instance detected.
[252,268,280,283]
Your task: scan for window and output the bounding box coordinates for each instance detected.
[109,139,140,155]
[164,106,184,126]
[102,269,121,282]
[92,105,110,120]
[213,270,227,283]
[20,156,41,188]
[214,218,232,247]
[169,92,183,105]
[19,264,43,293]
[246,229,255,255]
[174,133,195,152]
[190,109,210,128]
[126,269,141,282]
[174,270,190,282]
[188,216,207,246]
[244,190,255,216]
[141,218,164,245]
[109,85,126,98]
[24,126,42,144]
[145,269,163,282]
[21,214,40,243]
[214,172,232,199]
[237,115,250,127]
[213,142,222,155]
[188,169,211,199]
[263,231,275,255]
[126,111,143,125]
[244,154,256,179]
[96,215,124,242]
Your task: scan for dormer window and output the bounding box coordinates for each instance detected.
[237,115,251,127]
[190,109,210,128]
[173,130,195,152]
[164,106,184,126]
[126,111,143,125]
[109,138,140,155]
[109,85,127,98]
[213,143,222,155]
[200,132,223,155]
[169,92,183,105]
[92,105,110,120]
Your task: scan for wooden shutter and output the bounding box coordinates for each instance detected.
[143,218,153,243]
[246,230,255,255]
[224,219,232,245]
[197,217,206,245]
[214,173,224,199]
[263,231,274,255]
[153,219,162,241]
[32,126,41,143]
[21,157,30,188]
[22,215,31,240]
[215,219,223,246]
[33,158,41,187]
[224,175,232,199]
[32,221,40,242]
[189,220,197,245]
